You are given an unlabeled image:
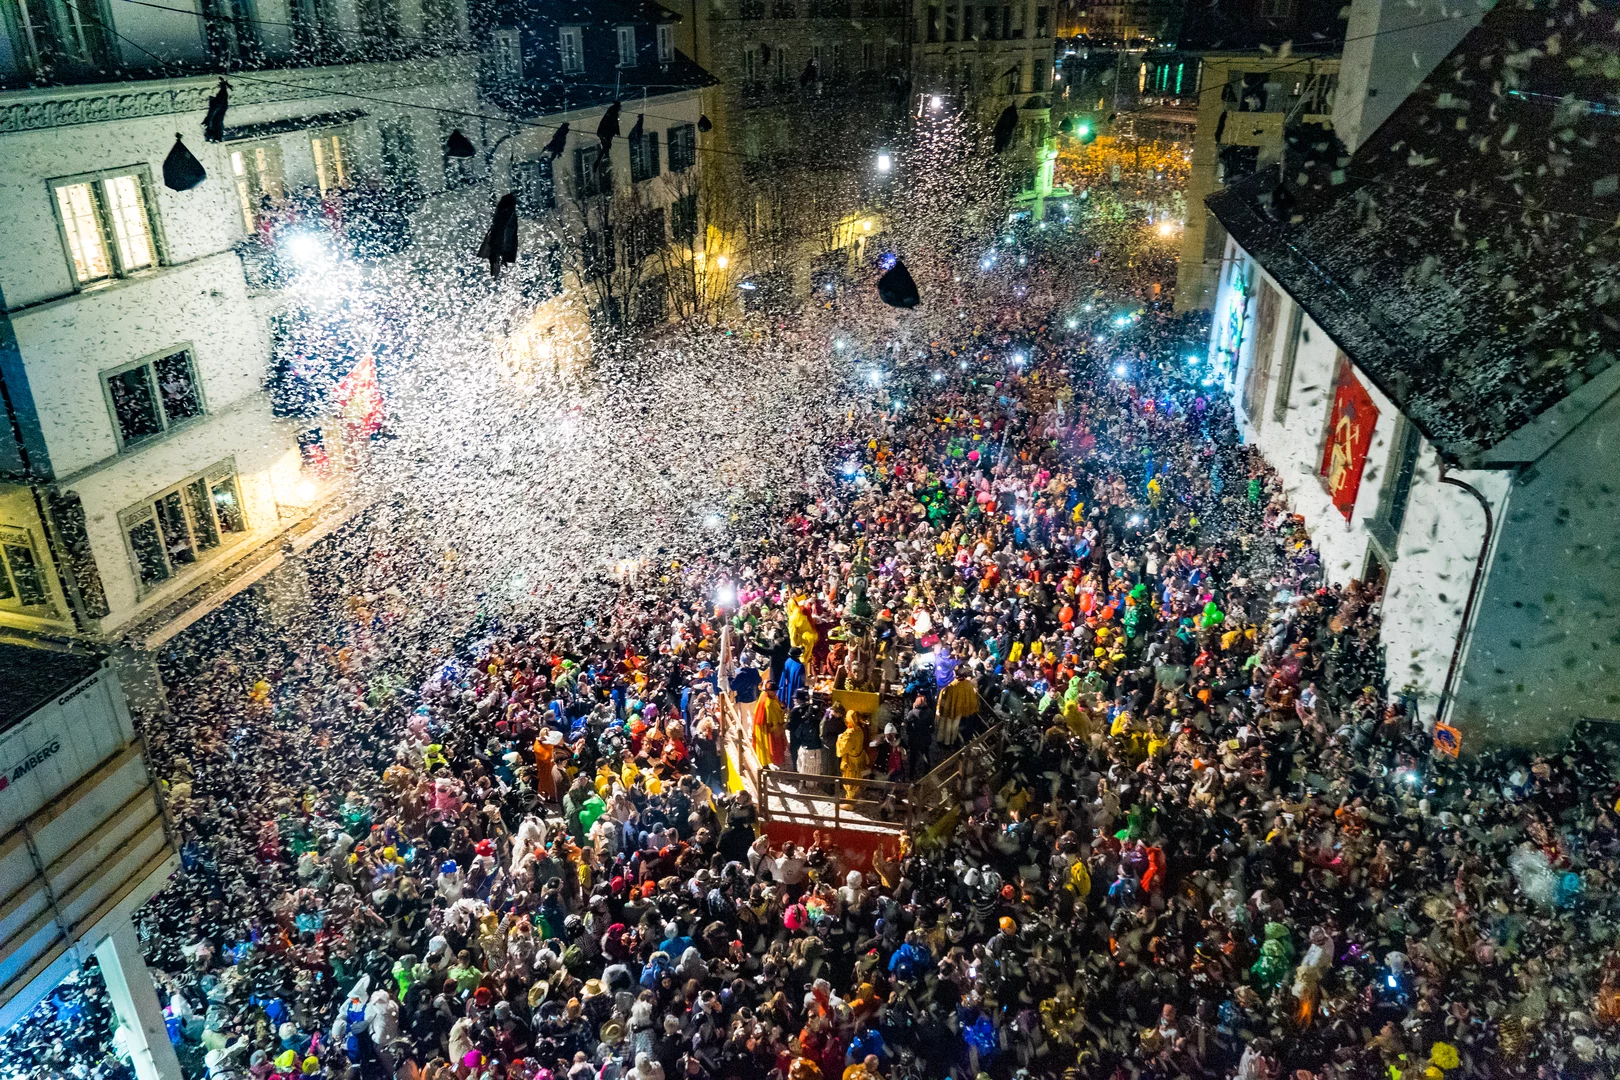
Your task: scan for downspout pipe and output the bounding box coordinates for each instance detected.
[1435,464,1494,727]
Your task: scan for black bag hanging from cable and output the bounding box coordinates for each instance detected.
[543,122,570,159]
[992,102,1019,154]
[597,102,621,150]
[877,259,919,308]
[163,134,207,191]
[203,79,231,143]
[476,193,519,280]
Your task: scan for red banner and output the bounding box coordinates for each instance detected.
[1319,361,1378,520]
[335,354,385,439]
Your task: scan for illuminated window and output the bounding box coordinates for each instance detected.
[311,129,350,195]
[52,169,160,286]
[656,24,673,62]
[616,25,636,66]
[0,527,52,611]
[120,461,247,594]
[229,141,286,231]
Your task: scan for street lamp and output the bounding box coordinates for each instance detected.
[876,151,893,173]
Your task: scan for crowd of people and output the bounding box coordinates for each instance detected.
[6,219,1620,1080]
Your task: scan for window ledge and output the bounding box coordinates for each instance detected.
[113,414,208,460]
[5,252,240,318]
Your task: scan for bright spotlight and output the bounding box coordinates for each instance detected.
[715,584,737,607]
[1066,318,1078,329]
[1157,220,1178,237]
[715,254,729,269]
[1114,363,1128,377]
[876,151,893,172]
[285,231,325,264]
[703,513,724,530]
[932,371,944,382]
[929,94,943,110]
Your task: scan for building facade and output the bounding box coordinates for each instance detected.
[1203,0,1620,746]
[478,0,718,346]
[0,0,480,659]
[672,0,910,304]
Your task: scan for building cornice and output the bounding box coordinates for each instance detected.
[0,54,476,135]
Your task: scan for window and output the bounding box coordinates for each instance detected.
[311,129,350,195]
[439,118,473,188]
[558,26,583,72]
[199,0,257,62]
[229,141,285,232]
[1000,4,1011,38]
[102,347,205,451]
[739,0,763,17]
[742,46,760,86]
[581,225,615,275]
[861,42,875,70]
[0,528,52,612]
[1242,280,1280,425]
[1271,304,1304,422]
[1371,418,1422,550]
[666,123,696,172]
[656,23,673,62]
[492,27,521,80]
[52,170,159,286]
[1032,58,1048,90]
[356,0,398,39]
[515,156,556,213]
[926,5,939,41]
[1010,0,1024,35]
[9,0,112,77]
[288,0,326,51]
[379,118,420,196]
[629,129,660,182]
[120,462,247,594]
[944,5,957,39]
[671,192,698,246]
[772,0,794,16]
[420,0,457,36]
[1036,4,1048,36]
[616,25,636,66]
[626,208,666,264]
[574,145,610,197]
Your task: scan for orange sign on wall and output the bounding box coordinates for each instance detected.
[1319,359,1379,520]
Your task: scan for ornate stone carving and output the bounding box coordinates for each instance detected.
[0,56,472,134]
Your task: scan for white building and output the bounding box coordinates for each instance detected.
[0,0,480,664]
[1203,0,1620,747]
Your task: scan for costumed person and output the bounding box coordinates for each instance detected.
[935,670,979,757]
[836,713,871,800]
[752,685,788,770]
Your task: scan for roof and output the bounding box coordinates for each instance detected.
[0,643,103,732]
[1207,0,1620,461]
